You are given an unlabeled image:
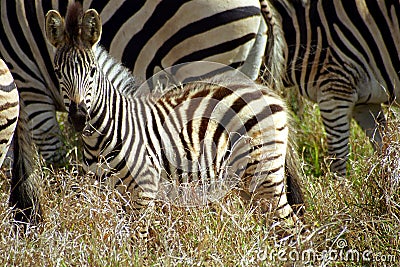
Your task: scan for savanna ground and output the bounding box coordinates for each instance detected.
[0,88,399,266]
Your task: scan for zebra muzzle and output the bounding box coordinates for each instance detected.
[68,101,88,132]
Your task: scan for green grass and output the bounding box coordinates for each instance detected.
[0,96,399,266]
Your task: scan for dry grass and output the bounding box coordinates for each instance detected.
[0,100,399,266]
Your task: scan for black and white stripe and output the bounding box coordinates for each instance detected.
[0,58,41,224]
[0,0,266,164]
[262,0,400,175]
[45,4,302,221]
[0,59,19,167]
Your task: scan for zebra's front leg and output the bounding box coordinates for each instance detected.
[318,97,354,176]
[132,192,157,240]
[123,178,159,240]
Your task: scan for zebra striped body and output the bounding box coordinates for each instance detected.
[1,0,266,164]
[45,4,302,220]
[84,78,292,213]
[262,0,400,174]
[0,59,18,168]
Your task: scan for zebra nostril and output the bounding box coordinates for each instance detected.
[68,101,88,132]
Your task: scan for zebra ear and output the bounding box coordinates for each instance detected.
[81,9,102,47]
[45,10,65,47]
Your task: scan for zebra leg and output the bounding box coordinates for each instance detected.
[353,103,385,151]
[124,173,159,240]
[318,97,355,176]
[10,102,42,225]
[133,195,156,240]
[241,154,298,223]
[239,16,267,80]
[249,171,299,224]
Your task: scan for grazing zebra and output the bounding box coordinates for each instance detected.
[44,4,303,223]
[0,59,41,224]
[0,0,266,165]
[261,0,400,175]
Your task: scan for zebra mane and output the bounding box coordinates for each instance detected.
[94,45,138,96]
[65,2,84,46]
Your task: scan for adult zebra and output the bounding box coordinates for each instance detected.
[0,0,266,165]
[261,0,400,175]
[0,59,41,224]
[44,4,303,225]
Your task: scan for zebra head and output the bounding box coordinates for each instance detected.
[45,3,102,132]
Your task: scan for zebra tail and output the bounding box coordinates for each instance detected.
[260,0,285,90]
[285,128,305,216]
[10,102,42,225]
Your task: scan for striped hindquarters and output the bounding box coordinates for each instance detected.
[0,59,19,167]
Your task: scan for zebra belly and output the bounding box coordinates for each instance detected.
[356,78,395,105]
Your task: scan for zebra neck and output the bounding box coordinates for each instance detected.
[91,70,124,113]
[83,71,153,176]
[88,66,151,138]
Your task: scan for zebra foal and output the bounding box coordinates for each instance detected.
[45,3,303,224]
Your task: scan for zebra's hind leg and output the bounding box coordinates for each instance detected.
[241,167,300,226]
[257,176,298,223]
[133,196,156,240]
[353,103,386,151]
[251,175,307,242]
